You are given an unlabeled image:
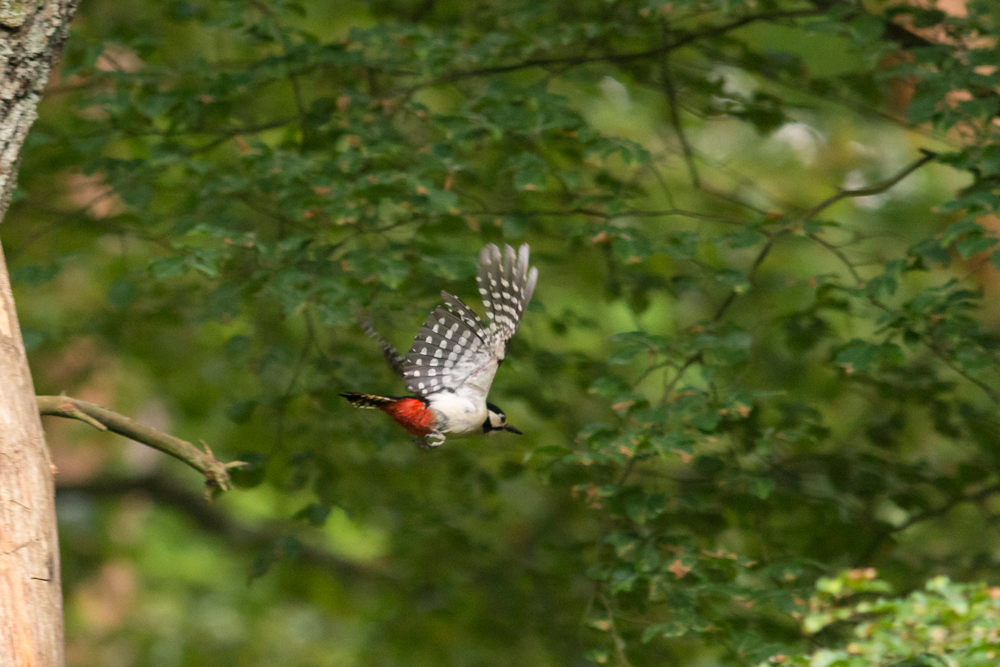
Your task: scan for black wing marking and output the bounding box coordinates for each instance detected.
[359,313,406,379]
[476,243,538,348]
[402,305,489,396]
[440,291,489,344]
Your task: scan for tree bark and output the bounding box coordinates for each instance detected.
[0,3,79,666]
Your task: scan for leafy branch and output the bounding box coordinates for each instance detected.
[396,8,824,94]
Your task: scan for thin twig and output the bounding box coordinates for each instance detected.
[465,205,748,226]
[394,9,823,95]
[247,0,309,141]
[712,230,781,322]
[725,149,937,320]
[860,483,1000,563]
[187,118,295,155]
[660,20,700,188]
[926,343,1000,406]
[792,149,938,225]
[598,592,634,667]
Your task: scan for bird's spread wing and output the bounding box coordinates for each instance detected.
[402,244,537,398]
[476,243,538,360]
[402,304,491,396]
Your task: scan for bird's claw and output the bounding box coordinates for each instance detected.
[417,431,446,450]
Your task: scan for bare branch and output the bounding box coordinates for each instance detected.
[793,149,938,225]
[660,21,700,189]
[860,482,1000,563]
[36,396,243,493]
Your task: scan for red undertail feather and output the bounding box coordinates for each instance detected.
[382,398,436,436]
[342,393,436,437]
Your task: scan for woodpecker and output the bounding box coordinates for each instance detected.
[342,243,538,449]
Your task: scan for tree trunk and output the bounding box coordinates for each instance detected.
[0,3,79,666]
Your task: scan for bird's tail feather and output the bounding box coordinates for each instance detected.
[341,393,396,409]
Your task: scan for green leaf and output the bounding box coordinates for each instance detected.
[150,256,188,280]
[957,234,996,259]
[836,339,903,374]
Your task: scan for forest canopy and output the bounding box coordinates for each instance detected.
[11,0,1000,665]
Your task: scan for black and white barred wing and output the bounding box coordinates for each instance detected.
[401,244,538,397]
[401,301,494,396]
[476,244,538,360]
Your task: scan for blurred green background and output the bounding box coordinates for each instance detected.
[8,0,1000,665]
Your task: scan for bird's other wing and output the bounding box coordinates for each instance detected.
[401,304,494,397]
[358,313,406,379]
[475,243,538,359]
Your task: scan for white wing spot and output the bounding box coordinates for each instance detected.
[434,349,443,358]
[428,369,436,377]
[425,336,433,343]
[430,358,439,366]
[433,325,440,333]
[416,359,423,365]
[439,339,448,348]
[413,370,421,377]
[419,382,425,390]
[445,329,454,339]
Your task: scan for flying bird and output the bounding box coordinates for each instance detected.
[342,244,538,449]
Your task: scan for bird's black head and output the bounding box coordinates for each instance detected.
[483,401,522,435]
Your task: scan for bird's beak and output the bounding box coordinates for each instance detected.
[502,424,522,435]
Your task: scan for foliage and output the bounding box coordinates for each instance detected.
[771,570,1000,667]
[9,0,1000,665]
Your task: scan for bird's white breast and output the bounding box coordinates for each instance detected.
[427,391,487,438]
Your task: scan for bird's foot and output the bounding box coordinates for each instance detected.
[417,431,446,450]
